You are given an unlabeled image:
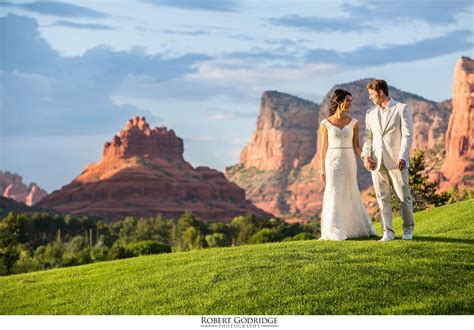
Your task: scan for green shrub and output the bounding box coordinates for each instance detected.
[250,228,280,244]
[205,233,230,248]
[125,241,171,257]
[282,232,315,242]
[108,242,129,260]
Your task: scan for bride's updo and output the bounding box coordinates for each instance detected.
[329,89,352,116]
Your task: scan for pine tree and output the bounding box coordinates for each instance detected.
[407,150,449,212]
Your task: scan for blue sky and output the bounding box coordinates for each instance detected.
[1,0,473,192]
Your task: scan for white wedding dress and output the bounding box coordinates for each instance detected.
[320,118,376,240]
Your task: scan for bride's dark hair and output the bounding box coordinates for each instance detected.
[329,89,352,116]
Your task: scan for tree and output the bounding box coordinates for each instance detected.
[407,150,450,212]
[230,213,267,245]
[174,211,208,250]
[0,213,29,248]
[61,236,91,266]
[249,228,280,244]
[182,227,206,250]
[34,240,63,268]
[108,241,129,260]
[11,244,42,274]
[90,235,109,262]
[118,216,138,244]
[282,232,315,242]
[125,241,171,256]
[0,245,19,275]
[205,233,230,248]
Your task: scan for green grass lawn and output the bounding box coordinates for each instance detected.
[1,200,473,315]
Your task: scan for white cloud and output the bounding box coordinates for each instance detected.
[186,59,342,85]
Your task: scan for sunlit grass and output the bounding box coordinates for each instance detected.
[1,200,472,315]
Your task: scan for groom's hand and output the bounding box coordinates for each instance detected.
[396,159,406,171]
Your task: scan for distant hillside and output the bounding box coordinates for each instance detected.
[1,200,472,315]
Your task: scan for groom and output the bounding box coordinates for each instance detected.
[361,79,414,241]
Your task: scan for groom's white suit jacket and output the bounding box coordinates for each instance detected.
[362,99,413,171]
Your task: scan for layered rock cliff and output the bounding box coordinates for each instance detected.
[39,116,271,222]
[226,92,321,221]
[0,171,47,206]
[439,56,474,189]
[240,91,319,170]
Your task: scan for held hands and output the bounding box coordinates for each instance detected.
[363,157,376,171]
[396,159,406,171]
[319,169,326,183]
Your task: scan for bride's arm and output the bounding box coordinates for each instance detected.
[353,122,362,158]
[320,124,328,181]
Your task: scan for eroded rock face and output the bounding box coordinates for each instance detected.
[103,116,184,163]
[25,183,48,206]
[3,183,29,203]
[240,91,319,171]
[441,56,474,190]
[0,171,47,206]
[39,117,271,222]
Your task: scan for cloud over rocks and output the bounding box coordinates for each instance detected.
[304,30,474,67]
[51,20,114,31]
[0,1,108,19]
[268,14,370,32]
[0,14,209,136]
[143,0,240,12]
[342,0,473,25]
[269,0,473,33]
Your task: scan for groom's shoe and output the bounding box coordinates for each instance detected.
[402,233,413,240]
[379,233,394,242]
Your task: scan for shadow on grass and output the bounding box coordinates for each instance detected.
[347,236,473,244]
[407,236,474,244]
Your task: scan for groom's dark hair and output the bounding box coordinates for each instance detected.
[367,79,389,97]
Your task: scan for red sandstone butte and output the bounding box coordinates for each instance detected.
[39,116,271,222]
[240,91,319,171]
[440,56,474,190]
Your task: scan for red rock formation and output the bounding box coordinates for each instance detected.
[0,171,23,193]
[0,171,47,206]
[39,116,271,222]
[441,56,474,189]
[103,116,185,163]
[25,183,48,206]
[240,91,319,170]
[3,183,29,203]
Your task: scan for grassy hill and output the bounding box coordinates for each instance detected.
[1,200,473,315]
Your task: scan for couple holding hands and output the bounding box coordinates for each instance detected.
[319,79,414,241]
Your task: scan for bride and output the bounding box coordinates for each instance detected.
[319,89,376,240]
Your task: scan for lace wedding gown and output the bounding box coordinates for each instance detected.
[320,118,376,240]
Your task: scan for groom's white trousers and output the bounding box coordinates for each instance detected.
[371,162,414,236]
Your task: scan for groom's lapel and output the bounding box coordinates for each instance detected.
[373,108,383,133]
[381,103,397,134]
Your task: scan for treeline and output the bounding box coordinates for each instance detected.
[0,211,319,276]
